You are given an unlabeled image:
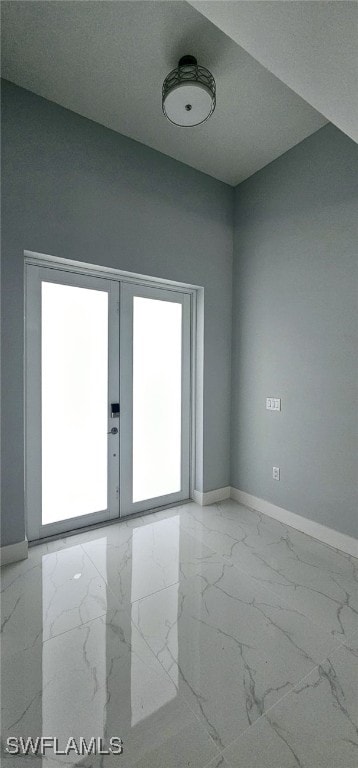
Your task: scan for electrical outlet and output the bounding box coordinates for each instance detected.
[272,467,280,481]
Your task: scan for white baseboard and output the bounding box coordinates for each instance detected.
[0,538,28,566]
[192,486,231,506]
[230,488,358,559]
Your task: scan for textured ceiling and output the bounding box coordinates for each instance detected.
[190,0,358,143]
[1,1,327,185]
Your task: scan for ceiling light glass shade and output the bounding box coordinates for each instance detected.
[162,56,216,127]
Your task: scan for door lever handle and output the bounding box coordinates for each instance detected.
[107,427,118,435]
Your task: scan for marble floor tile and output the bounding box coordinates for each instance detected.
[177,499,312,557]
[1,609,218,768]
[82,514,220,606]
[178,500,357,585]
[229,537,358,642]
[1,540,119,658]
[1,500,357,767]
[131,557,338,750]
[224,634,358,768]
[177,502,358,642]
[231,517,358,595]
[177,501,261,559]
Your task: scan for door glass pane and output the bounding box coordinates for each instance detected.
[133,297,182,502]
[42,282,108,524]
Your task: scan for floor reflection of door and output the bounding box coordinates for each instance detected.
[130,515,180,726]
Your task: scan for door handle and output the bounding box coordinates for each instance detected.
[108,427,118,435]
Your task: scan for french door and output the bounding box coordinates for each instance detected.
[25,265,191,541]
[120,283,190,516]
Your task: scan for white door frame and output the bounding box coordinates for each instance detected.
[24,252,199,540]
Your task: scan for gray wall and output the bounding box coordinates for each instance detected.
[1,80,233,547]
[232,124,358,538]
[2,80,357,548]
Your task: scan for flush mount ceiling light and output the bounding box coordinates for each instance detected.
[162,55,216,127]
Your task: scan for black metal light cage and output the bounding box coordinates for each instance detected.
[162,57,216,121]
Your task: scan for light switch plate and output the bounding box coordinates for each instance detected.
[273,467,280,480]
[266,397,281,411]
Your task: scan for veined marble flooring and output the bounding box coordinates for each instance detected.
[1,500,357,767]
